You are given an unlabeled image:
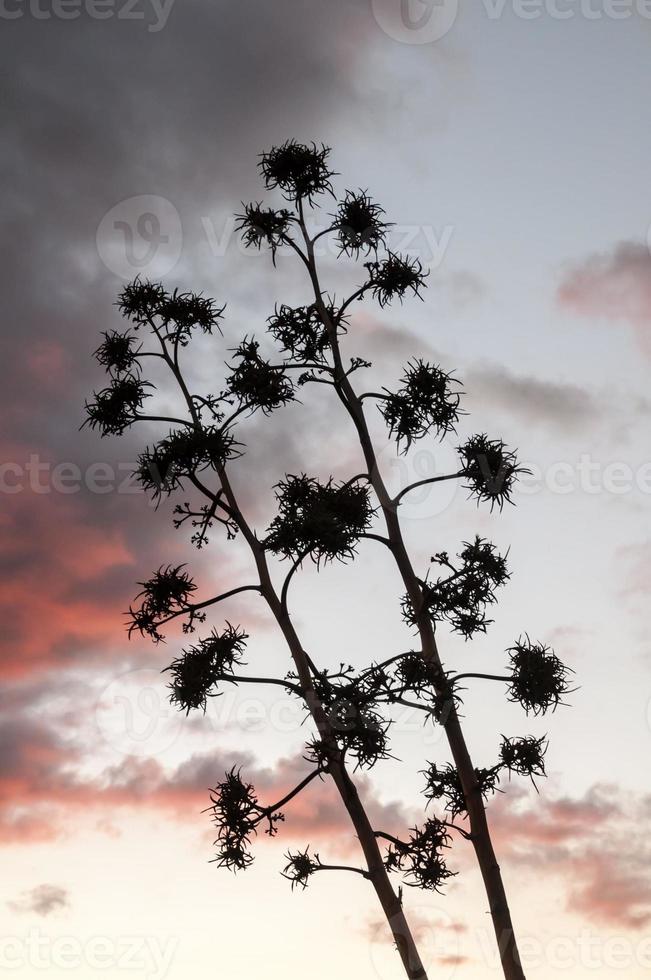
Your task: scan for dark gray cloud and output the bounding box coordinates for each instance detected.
[464,362,598,431]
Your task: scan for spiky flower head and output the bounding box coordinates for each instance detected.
[381,360,462,451]
[385,819,454,893]
[507,638,572,715]
[135,426,239,501]
[364,252,427,307]
[117,277,167,326]
[93,330,140,376]
[83,375,151,437]
[333,189,389,257]
[166,625,248,713]
[157,289,225,341]
[235,202,292,260]
[127,564,198,642]
[500,734,548,780]
[422,762,500,818]
[404,537,509,639]
[259,141,334,203]
[226,340,295,414]
[458,433,527,510]
[264,475,374,565]
[282,848,320,890]
[209,768,260,872]
[267,304,331,363]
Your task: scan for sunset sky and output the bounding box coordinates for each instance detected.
[2,2,651,978]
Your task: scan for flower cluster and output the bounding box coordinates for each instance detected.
[264,475,374,564]
[94,329,140,375]
[226,340,295,414]
[267,304,331,363]
[507,638,572,715]
[380,360,462,450]
[364,252,427,307]
[209,769,261,872]
[458,433,526,510]
[166,625,248,713]
[259,140,334,203]
[127,564,198,641]
[405,538,510,639]
[499,735,548,780]
[313,669,390,770]
[333,189,389,257]
[282,848,321,890]
[83,375,151,437]
[235,202,292,261]
[135,426,239,501]
[118,278,224,339]
[385,819,454,892]
[422,762,500,818]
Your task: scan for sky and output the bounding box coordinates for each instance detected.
[1,1,651,977]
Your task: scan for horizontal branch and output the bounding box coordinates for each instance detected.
[451,672,511,686]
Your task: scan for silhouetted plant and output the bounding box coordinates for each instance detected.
[84,140,573,980]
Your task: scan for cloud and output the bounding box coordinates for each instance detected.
[557,241,651,357]
[8,884,70,917]
[490,784,651,930]
[464,362,598,432]
[0,702,409,855]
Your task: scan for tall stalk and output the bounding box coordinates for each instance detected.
[294,209,526,980]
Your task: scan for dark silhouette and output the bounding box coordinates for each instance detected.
[84,142,572,980]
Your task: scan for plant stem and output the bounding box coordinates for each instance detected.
[301,225,526,980]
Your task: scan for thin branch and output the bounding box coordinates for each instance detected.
[281,549,311,613]
[217,674,303,697]
[392,471,465,508]
[451,673,511,686]
[262,769,321,816]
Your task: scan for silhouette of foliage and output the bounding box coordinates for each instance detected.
[422,762,501,818]
[385,819,455,892]
[117,278,224,338]
[166,625,248,713]
[333,189,389,256]
[458,433,526,510]
[507,638,572,715]
[128,564,199,641]
[83,375,151,437]
[84,139,574,980]
[282,848,320,890]
[364,252,427,307]
[235,202,292,261]
[135,426,239,501]
[403,537,510,639]
[500,735,548,781]
[93,330,139,375]
[380,360,462,450]
[226,339,295,413]
[264,475,374,564]
[267,304,331,363]
[259,140,334,203]
[209,768,261,871]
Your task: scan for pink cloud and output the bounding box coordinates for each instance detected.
[558,241,651,356]
[489,784,651,930]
